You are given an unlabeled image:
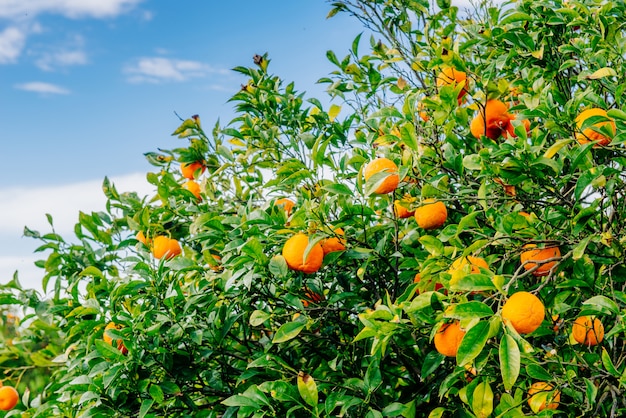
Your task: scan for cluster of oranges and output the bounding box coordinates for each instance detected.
[281,228,346,275]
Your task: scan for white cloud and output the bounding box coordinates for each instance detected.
[0,173,156,290]
[0,0,144,19]
[36,49,88,71]
[0,26,26,63]
[124,57,228,84]
[15,81,71,94]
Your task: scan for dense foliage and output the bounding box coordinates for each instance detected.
[3,0,626,416]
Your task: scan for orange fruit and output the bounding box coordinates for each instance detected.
[418,102,429,122]
[436,67,468,102]
[151,236,182,260]
[0,386,19,411]
[520,244,560,276]
[321,228,346,255]
[282,234,324,274]
[528,382,560,413]
[103,322,128,355]
[302,286,324,307]
[181,161,206,179]
[394,199,415,218]
[470,99,511,140]
[501,291,545,334]
[209,254,223,271]
[364,158,400,194]
[183,180,202,200]
[572,315,604,346]
[136,231,150,246]
[414,273,445,293]
[449,256,489,274]
[275,198,295,217]
[434,321,466,357]
[575,108,615,146]
[414,198,447,230]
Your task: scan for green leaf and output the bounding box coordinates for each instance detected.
[572,235,594,260]
[419,235,444,256]
[449,274,496,292]
[472,381,494,418]
[525,364,552,381]
[587,67,617,79]
[582,295,619,315]
[322,182,353,196]
[457,321,489,367]
[250,310,271,327]
[444,301,494,320]
[272,321,306,344]
[269,255,289,278]
[149,384,164,404]
[138,399,154,418]
[297,372,318,407]
[602,348,620,377]
[499,334,520,391]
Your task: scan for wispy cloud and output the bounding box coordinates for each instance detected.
[15,81,70,95]
[0,0,145,19]
[0,26,26,63]
[36,49,88,71]
[0,172,155,290]
[124,57,228,84]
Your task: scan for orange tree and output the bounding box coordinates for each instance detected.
[2,0,626,416]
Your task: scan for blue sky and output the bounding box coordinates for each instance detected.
[0,0,364,290]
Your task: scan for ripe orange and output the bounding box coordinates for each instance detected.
[275,198,295,217]
[394,199,415,218]
[449,256,489,274]
[183,180,202,200]
[0,386,18,411]
[520,244,560,276]
[436,67,468,102]
[302,286,324,307]
[418,101,429,122]
[501,291,545,334]
[434,321,466,357]
[282,234,324,274]
[321,228,346,255]
[151,236,182,260]
[136,231,150,246]
[414,198,447,230]
[572,315,604,346]
[364,158,400,194]
[470,99,511,140]
[528,382,560,413]
[103,322,128,355]
[181,161,206,179]
[575,108,616,146]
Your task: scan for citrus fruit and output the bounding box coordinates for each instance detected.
[0,386,19,411]
[321,228,346,255]
[103,322,128,355]
[528,382,560,413]
[572,315,604,346]
[282,234,324,274]
[364,158,400,194]
[275,198,295,217]
[436,67,468,102]
[394,199,415,218]
[501,291,545,334]
[302,287,324,307]
[575,108,615,147]
[414,198,447,230]
[434,321,466,357]
[414,273,445,293]
[470,99,511,140]
[183,180,202,200]
[449,256,489,274]
[151,236,182,260]
[136,231,149,246]
[520,244,560,276]
[181,161,206,179]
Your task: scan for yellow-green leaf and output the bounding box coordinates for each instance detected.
[272,321,305,344]
[499,334,520,391]
[588,67,617,79]
[329,104,341,122]
[297,372,318,407]
[472,381,494,418]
